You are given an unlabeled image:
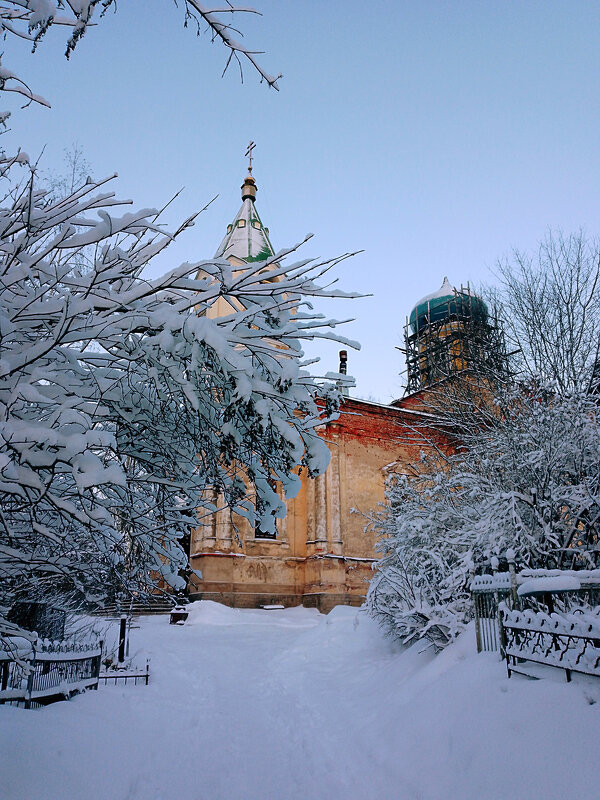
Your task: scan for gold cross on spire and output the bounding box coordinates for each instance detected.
[245,140,256,173]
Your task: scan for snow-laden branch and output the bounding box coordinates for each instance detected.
[0,0,280,112]
[0,166,357,632]
[182,1,282,89]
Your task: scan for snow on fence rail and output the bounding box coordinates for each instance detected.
[0,640,102,709]
[518,568,600,584]
[471,568,600,593]
[471,573,512,591]
[499,605,600,682]
[471,567,600,653]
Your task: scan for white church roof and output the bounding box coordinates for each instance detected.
[215,173,275,263]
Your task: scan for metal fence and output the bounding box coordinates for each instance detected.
[99,661,150,686]
[472,567,600,672]
[500,606,600,682]
[471,574,513,653]
[0,640,102,709]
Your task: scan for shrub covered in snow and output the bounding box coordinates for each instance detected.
[367,386,600,651]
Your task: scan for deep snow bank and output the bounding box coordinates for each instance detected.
[1,601,600,800]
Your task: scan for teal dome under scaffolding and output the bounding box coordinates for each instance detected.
[409,277,488,334]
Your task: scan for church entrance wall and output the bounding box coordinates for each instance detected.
[188,395,443,611]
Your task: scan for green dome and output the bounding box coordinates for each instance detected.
[409,278,488,334]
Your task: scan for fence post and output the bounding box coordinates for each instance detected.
[506,549,518,608]
[491,557,500,651]
[473,594,483,654]
[118,616,127,664]
[497,603,507,660]
[470,564,483,653]
[93,640,103,690]
[25,645,36,709]
[565,667,572,683]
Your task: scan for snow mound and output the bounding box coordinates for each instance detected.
[184,599,321,628]
[2,602,600,800]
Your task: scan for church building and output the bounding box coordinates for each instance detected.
[188,160,497,612]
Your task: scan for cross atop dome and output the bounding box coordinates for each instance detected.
[215,146,275,263]
[245,140,255,173]
[241,140,257,201]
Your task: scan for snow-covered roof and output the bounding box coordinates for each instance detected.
[413,277,455,309]
[215,173,275,263]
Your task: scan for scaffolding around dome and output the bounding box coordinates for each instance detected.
[403,282,507,394]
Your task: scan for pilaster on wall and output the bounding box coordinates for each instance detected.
[191,489,241,554]
[216,496,233,547]
[191,489,218,552]
[326,429,343,556]
[277,483,288,544]
[315,472,327,548]
[305,431,344,558]
[305,472,317,555]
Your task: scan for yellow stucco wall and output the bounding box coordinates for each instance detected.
[188,396,433,611]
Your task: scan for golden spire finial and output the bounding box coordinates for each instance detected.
[241,141,257,201]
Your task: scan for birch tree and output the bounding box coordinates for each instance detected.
[495,230,600,394]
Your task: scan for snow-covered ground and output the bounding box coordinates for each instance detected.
[1,601,600,800]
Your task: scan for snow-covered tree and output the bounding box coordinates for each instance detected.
[368,230,600,651]
[367,386,600,651]
[494,230,600,394]
[0,1,358,637]
[0,173,359,621]
[0,165,356,626]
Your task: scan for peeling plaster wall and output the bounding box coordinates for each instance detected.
[189,396,441,611]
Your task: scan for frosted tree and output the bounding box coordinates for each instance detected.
[368,230,600,650]
[0,169,356,627]
[494,230,600,394]
[0,0,281,110]
[0,2,358,638]
[365,463,477,652]
[367,385,600,650]
[44,144,93,201]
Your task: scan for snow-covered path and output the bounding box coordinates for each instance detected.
[2,602,600,800]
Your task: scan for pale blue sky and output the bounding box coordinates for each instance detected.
[7,1,600,401]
